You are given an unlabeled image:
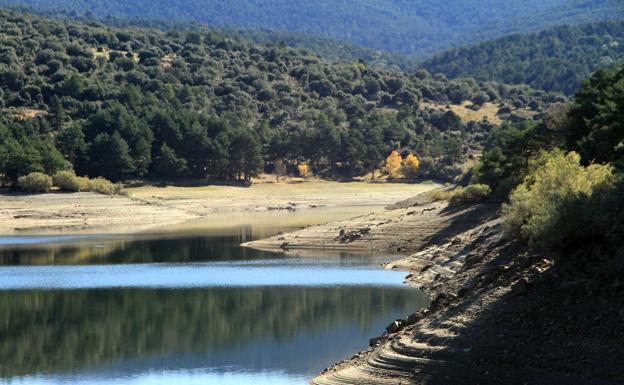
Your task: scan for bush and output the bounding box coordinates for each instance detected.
[76,176,90,191]
[86,177,124,195]
[52,171,81,192]
[503,150,614,248]
[449,184,491,205]
[426,183,491,206]
[17,172,53,193]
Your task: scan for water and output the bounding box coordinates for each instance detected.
[0,208,428,385]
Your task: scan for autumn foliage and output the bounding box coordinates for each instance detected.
[384,151,402,178]
[298,163,311,178]
[401,153,421,178]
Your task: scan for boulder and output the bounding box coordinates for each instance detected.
[386,319,406,334]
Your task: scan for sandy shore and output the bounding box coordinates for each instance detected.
[0,181,439,235]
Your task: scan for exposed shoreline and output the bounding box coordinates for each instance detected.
[243,197,623,384]
[0,181,439,236]
[242,201,495,254]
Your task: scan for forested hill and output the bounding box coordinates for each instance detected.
[0,9,557,185]
[422,20,624,95]
[0,0,621,57]
[4,6,421,72]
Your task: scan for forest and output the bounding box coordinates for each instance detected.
[470,62,624,254]
[423,20,624,95]
[0,0,621,57]
[0,9,558,185]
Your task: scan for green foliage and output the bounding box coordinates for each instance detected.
[449,184,491,206]
[503,151,615,248]
[0,120,68,185]
[86,177,124,195]
[423,21,624,95]
[153,144,189,179]
[52,170,82,192]
[566,64,624,169]
[0,9,554,184]
[17,172,53,193]
[471,108,569,196]
[427,183,491,206]
[4,0,622,57]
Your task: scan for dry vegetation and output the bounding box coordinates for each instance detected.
[2,108,47,120]
[421,101,538,125]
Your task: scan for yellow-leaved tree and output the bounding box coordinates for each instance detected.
[384,150,402,178]
[297,163,310,178]
[401,153,420,179]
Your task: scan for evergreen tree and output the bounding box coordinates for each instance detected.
[88,132,135,180]
[228,130,263,181]
[152,143,189,179]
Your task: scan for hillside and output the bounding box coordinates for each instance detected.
[0,9,557,185]
[423,20,624,95]
[1,0,622,57]
[2,7,421,72]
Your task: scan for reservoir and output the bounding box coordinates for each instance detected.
[0,207,428,385]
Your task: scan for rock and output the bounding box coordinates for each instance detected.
[406,312,421,324]
[279,242,290,250]
[386,319,406,334]
[369,336,384,347]
[511,278,529,296]
[335,227,371,243]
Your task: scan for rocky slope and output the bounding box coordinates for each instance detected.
[310,205,624,384]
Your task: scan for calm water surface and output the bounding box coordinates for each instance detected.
[0,208,428,384]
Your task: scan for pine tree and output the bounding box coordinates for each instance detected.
[153,143,188,179]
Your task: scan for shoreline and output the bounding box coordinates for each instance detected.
[0,181,439,236]
[242,201,496,254]
[242,198,623,384]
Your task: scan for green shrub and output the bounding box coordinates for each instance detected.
[426,189,453,202]
[76,176,90,191]
[52,171,82,192]
[17,172,53,193]
[426,183,491,206]
[86,177,124,195]
[449,184,491,206]
[503,150,614,248]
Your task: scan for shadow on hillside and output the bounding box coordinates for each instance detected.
[421,202,500,248]
[407,250,624,384]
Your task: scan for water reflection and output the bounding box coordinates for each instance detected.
[0,286,427,381]
[0,207,428,384]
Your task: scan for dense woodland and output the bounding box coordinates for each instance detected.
[424,20,624,95]
[471,62,624,254]
[5,6,421,72]
[0,9,558,185]
[1,0,621,57]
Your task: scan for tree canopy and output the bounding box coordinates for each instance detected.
[0,9,557,185]
[423,20,624,95]
[1,0,621,57]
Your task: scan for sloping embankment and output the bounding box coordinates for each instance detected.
[310,212,624,385]
[245,197,624,384]
[242,201,497,253]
